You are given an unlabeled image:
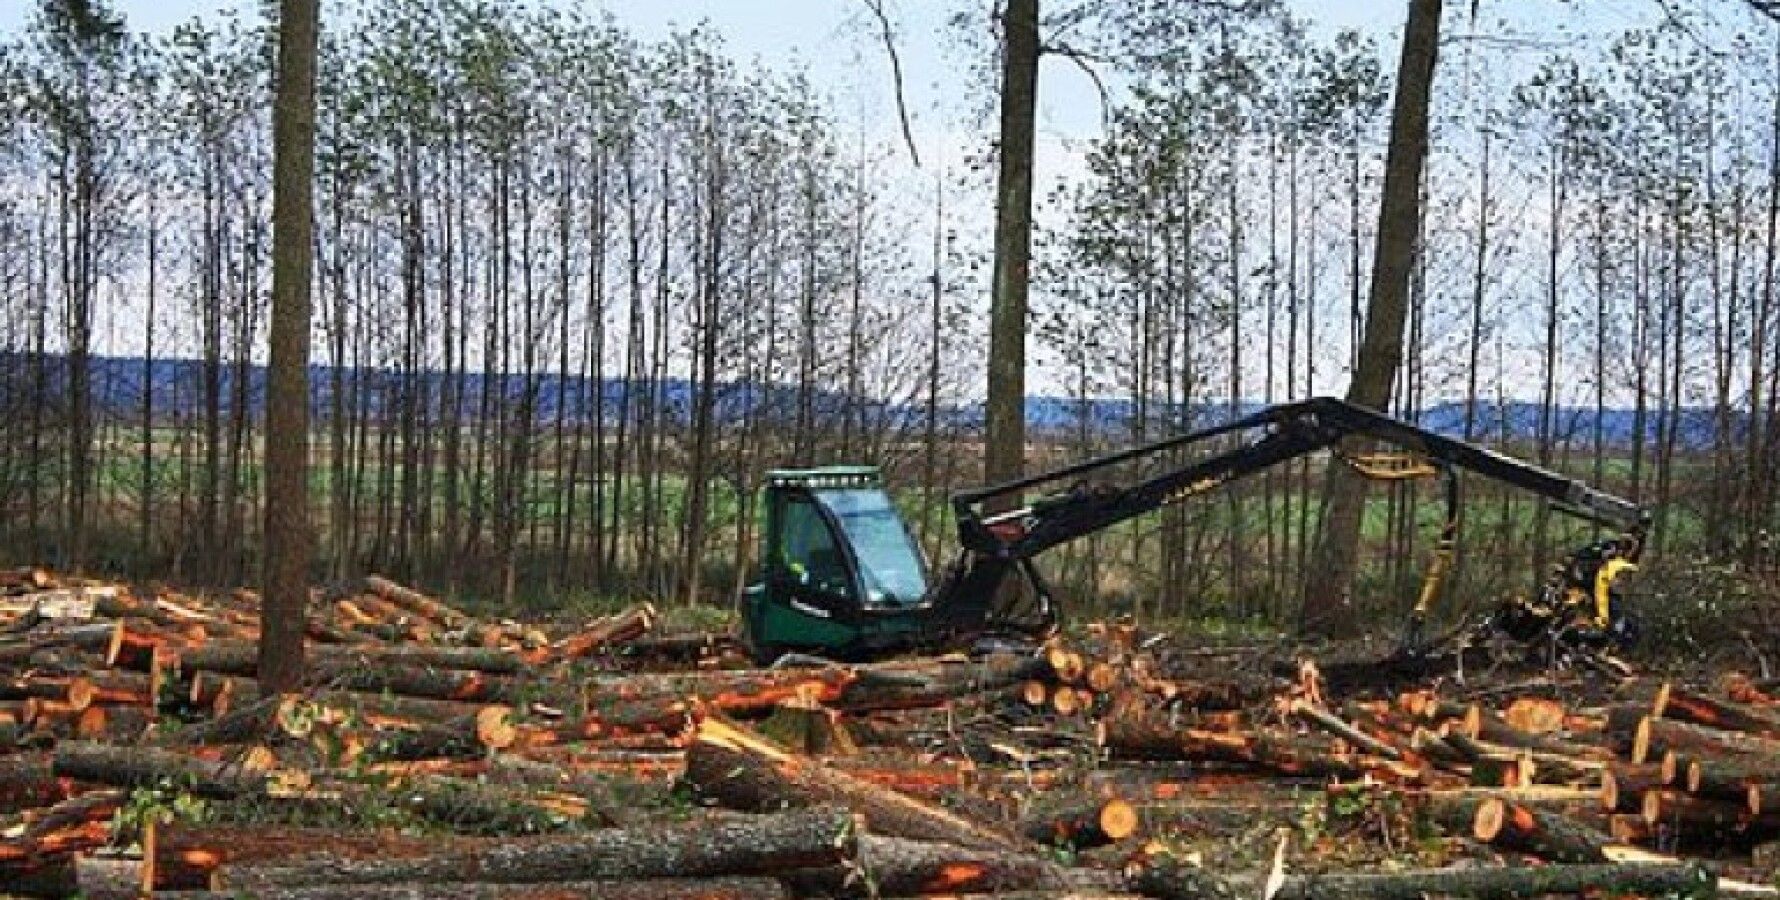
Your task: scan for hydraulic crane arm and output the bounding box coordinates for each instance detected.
[948,396,1648,574]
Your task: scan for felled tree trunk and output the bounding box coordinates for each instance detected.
[1654,683,1780,736]
[1269,862,1713,900]
[684,717,1019,851]
[1601,764,1665,813]
[213,806,856,889]
[73,854,149,900]
[1122,853,1242,900]
[1469,796,1611,863]
[547,604,657,661]
[362,575,471,629]
[1635,715,1780,765]
[52,742,301,800]
[1689,757,1780,804]
[1020,797,1139,850]
[781,833,1116,898]
[1097,707,1368,780]
[1643,788,1780,842]
[0,753,74,814]
[157,876,789,900]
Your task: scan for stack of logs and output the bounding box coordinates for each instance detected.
[0,567,1759,898]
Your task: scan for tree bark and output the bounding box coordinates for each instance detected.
[1271,863,1712,900]
[214,806,856,889]
[260,0,322,694]
[685,717,1019,851]
[983,0,1039,506]
[159,878,790,900]
[1469,796,1611,863]
[52,742,298,800]
[1302,0,1443,633]
[782,833,1113,898]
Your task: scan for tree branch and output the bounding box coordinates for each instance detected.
[1039,40,1110,128]
[859,0,921,168]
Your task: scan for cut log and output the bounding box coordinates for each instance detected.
[1269,862,1714,900]
[353,706,518,762]
[1097,705,1367,779]
[1601,763,1665,813]
[73,703,153,742]
[514,694,698,748]
[53,741,304,800]
[1020,797,1140,849]
[1688,757,1780,804]
[320,663,537,704]
[619,666,859,715]
[363,575,471,628]
[1643,788,1780,838]
[1408,728,1469,769]
[158,877,790,900]
[1635,715,1780,765]
[1654,682,1780,736]
[74,853,149,900]
[1289,699,1402,760]
[783,833,1117,898]
[613,631,746,665]
[685,717,1019,851]
[0,675,96,709]
[1750,782,1780,816]
[1086,661,1119,693]
[549,603,658,661]
[1052,685,1082,716]
[831,653,1052,712]
[1471,709,1605,759]
[215,805,856,889]
[1470,796,1611,862]
[159,694,305,747]
[1502,696,1567,733]
[0,790,123,894]
[1121,852,1241,900]
[148,639,530,679]
[0,753,73,814]
[1602,704,1647,757]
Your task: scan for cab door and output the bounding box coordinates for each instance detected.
[757,493,863,651]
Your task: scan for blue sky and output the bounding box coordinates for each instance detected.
[0,1,1401,149]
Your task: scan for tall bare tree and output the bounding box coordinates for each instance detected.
[259,0,320,693]
[1302,0,1442,634]
[984,0,1039,503]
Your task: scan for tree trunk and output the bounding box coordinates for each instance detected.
[260,0,321,694]
[160,879,790,900]
[1302,0,1442,633]
[983,0,1039,508]
[214,807,856,889]
[685,717,1019,851]
[1271,863,1712,900]
[782,833,1112,898]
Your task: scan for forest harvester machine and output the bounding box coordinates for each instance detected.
[739,397,1650,672]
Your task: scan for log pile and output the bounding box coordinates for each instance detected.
[1,565,1776,897]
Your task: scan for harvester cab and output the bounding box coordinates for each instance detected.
[740,467,939,664]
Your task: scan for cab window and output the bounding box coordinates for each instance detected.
[779,496,854,599]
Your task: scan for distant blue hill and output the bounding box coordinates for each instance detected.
[13,354,1729,451]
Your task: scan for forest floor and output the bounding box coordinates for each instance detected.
[0,567,1776,898]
